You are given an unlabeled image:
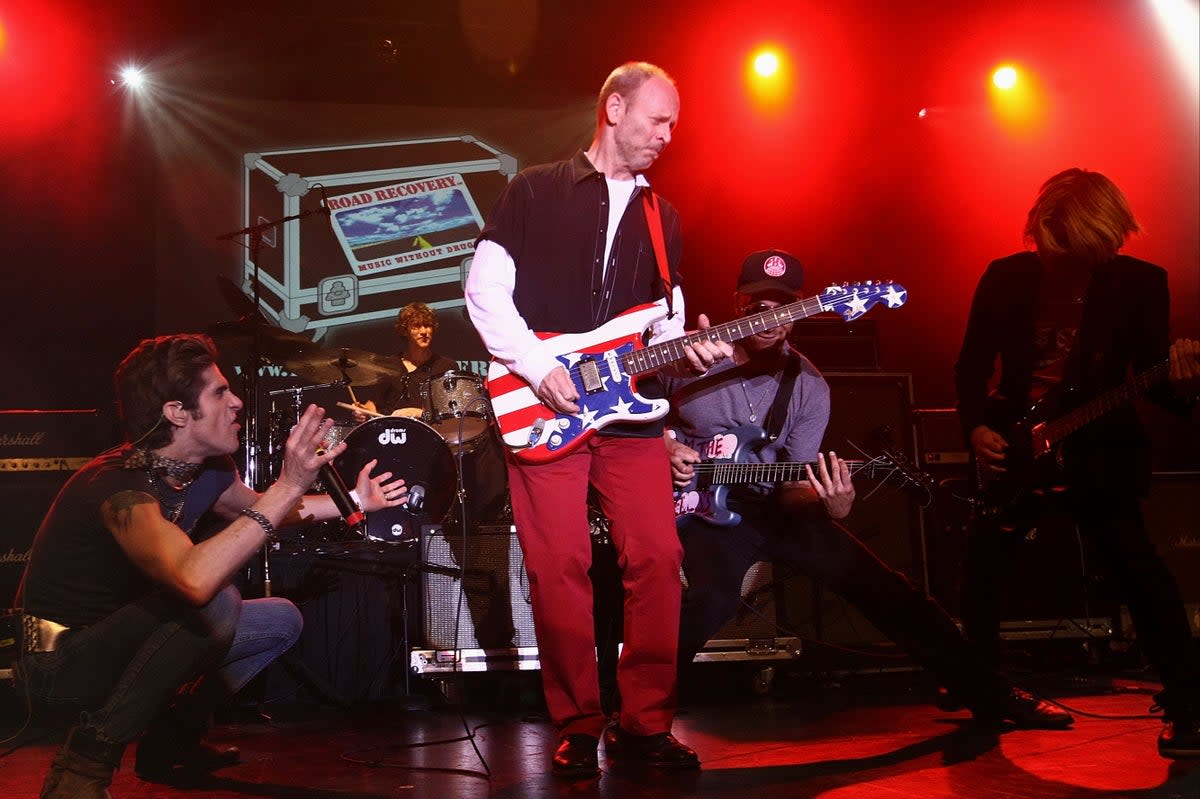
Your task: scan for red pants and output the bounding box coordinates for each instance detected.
[506,434,683,738]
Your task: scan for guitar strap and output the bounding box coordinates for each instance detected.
[762,354,802,441]
[641,189,676,319]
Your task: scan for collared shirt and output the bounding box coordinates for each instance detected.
[465,151,686,392]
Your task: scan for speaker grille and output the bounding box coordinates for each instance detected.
[420,525,538,650]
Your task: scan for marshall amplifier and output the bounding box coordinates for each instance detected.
[0,409,107,609]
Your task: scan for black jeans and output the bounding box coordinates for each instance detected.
[962,487,1200,711]
[18,585,241,744]
[678,506,1007,708]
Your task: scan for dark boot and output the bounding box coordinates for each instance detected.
[1154,689,1200,759]
[41,725,125,799]
[134,691,240,783]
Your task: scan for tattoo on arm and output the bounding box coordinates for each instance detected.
[103,490,158,532]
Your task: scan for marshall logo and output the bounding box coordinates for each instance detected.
[378,428,408,445]
[0,432,46,447]
[1168,534,1200,551]
[0,547,32,565]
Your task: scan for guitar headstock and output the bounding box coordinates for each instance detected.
[877,447,938,501]
[820,281,908,321]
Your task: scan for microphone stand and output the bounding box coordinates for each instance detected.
[217,204,327,602]
[216,204,329,492]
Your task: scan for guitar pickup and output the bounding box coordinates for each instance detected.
[578,357,604,395]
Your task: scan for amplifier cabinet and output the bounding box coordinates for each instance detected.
[419,524,538,652]
[779,373,926,647]
[1146,471,1200,605]
[0,409,105,609]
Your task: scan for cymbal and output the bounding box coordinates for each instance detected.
[282,347,407,386]
[207,318,323,366]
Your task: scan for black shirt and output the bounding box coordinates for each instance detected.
[16,447,236,626]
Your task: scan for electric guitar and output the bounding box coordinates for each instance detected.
[672,424,934,526]
[487,281,908,464]
[975,359,1170,530]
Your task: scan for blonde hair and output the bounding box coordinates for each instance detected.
[1023,168,1141,265]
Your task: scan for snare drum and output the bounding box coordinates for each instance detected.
[333,417,456,544]
[420,370,491,447]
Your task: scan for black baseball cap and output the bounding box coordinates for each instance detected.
[737,249,804,296]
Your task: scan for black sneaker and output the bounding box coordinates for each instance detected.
[603,726,700,769]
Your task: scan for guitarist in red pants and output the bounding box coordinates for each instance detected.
[665,249,1072,731]
[954,167,1200,758]
[465,62,729,778]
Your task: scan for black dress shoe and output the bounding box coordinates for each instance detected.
[975,688,1074,729]
[604,726,700,769]
[552,734,599,779]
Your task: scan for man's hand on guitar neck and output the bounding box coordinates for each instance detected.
[779,451,855,521]
[680,314,733,375]
[970,425,1009,477]
[663,430,700,488]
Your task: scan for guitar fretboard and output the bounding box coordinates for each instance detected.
[691,459,899,485]
[1041,361,1169,446]
[622,296,829,375]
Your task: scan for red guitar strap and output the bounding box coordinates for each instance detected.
[641,189,676,319]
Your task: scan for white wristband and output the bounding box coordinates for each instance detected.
[349,489,362,508]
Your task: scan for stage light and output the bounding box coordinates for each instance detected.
[745,45,791,111]
[987,62,1044,135]
[753,51,780,78]
[113,65,147,90]
[1150,0,1199,102]
[992,65,1018,90]
[918,108,928,119]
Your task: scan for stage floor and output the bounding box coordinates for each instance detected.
[2,664,1196,798]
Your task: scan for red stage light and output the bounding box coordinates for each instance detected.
[745,45,791,111]
[753,51,779,78]
[992,65,1018,89]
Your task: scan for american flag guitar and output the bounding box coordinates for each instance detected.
[486,281,908,464]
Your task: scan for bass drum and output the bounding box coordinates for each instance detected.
[334,417,456,544]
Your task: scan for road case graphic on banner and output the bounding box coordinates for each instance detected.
[242,136,516,337]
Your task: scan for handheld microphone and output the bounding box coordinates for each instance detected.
[317,456,366,531]
[407,484,426,512]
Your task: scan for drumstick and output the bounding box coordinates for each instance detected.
[346,384,361,405]
[336,401,384,418]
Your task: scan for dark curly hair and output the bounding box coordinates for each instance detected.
[114,334,218,449]
[394,302,439,338]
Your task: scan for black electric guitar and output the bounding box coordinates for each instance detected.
[672,424,934,527]
[974,360,1169,530]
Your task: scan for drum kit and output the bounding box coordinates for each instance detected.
[212,321,507,550]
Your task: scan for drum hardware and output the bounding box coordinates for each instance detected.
[419,371,493,449]
[282,347,409,387]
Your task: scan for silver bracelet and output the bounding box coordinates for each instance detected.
[239,507,277,541]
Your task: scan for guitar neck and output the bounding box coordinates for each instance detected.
[1041,361,1169,446]
[695,459,897,485]
[622,295,830,375]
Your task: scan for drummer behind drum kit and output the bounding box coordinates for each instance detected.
[251,339,507,549]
